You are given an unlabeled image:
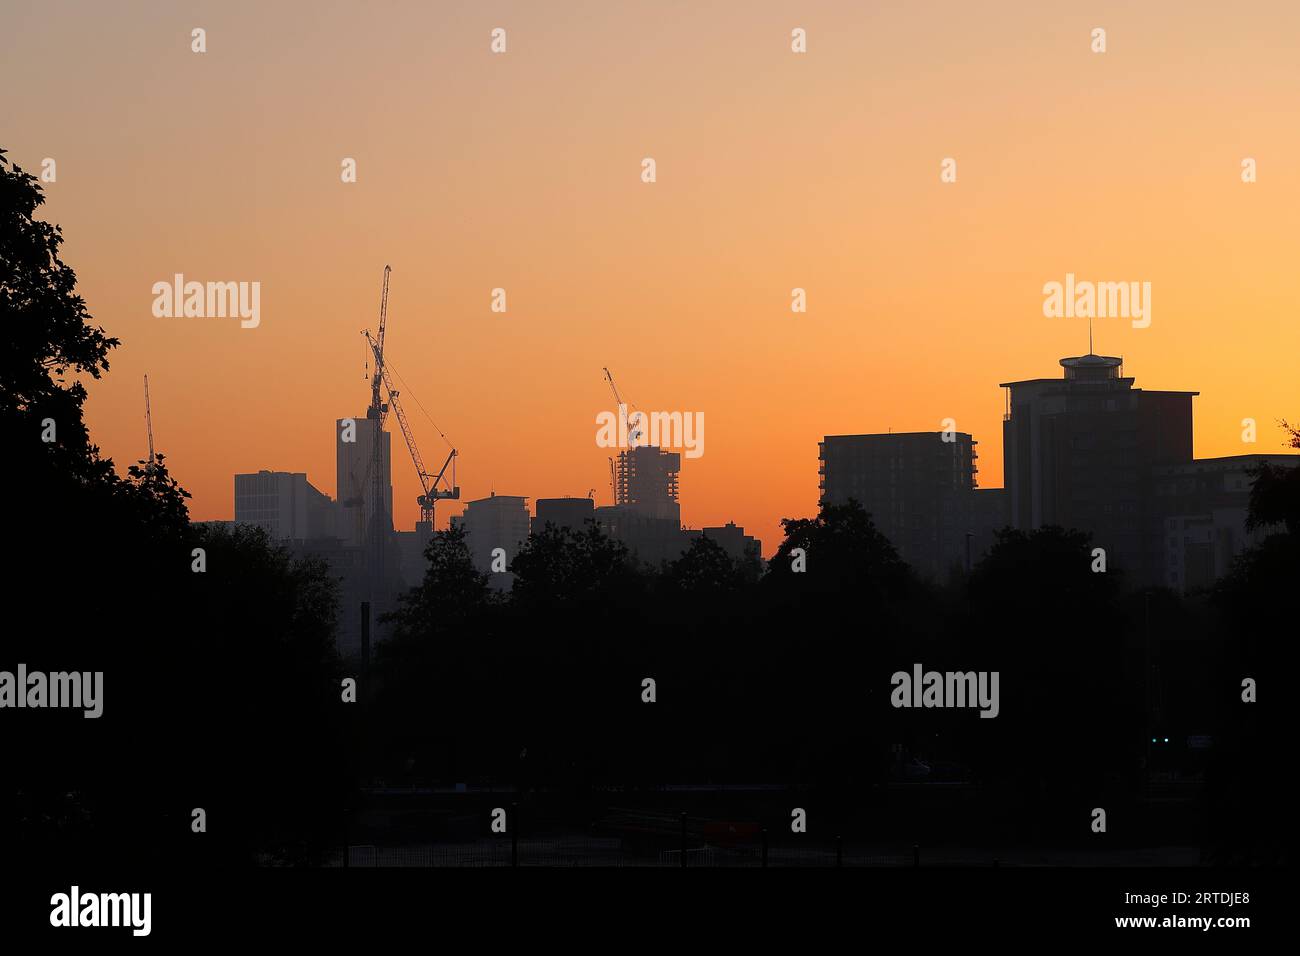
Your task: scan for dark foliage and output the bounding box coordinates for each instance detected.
[2,149,347,867]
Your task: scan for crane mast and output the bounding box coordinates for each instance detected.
[143,374,156,474]
[368,266,390,425]
[361,266,392,596]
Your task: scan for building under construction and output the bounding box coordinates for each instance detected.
[615,445,681,523]
[592,445,686,565]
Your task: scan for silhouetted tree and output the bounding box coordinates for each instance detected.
[382,524,492,638]
[369,526,498,783]
[2,147,346,867]
[1205,419,1298,863]
[1246,420,1300,536]
[180,524,347,865]
[966,526,1132,833]
[968,525,1119,617]
[663,535,747,596]
[509,522,641,611]
[2,148,118,475]
[764,498,911,601]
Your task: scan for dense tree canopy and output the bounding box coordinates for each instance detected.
[2,147,347,867]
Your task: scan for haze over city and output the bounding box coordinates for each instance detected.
[4,0,1298,553]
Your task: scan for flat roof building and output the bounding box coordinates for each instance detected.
[534,496,596,535]
[1001,352,1197,586]
[1153,454,1300,592]
[234,470,336,541]
[819,431,981,580]
[451,493,531,590]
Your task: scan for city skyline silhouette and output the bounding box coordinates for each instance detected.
[5,1,1299,555]
[3,1,1293,938]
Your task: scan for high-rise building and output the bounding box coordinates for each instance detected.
[1000,353,1197,585]
[818,431,980,579]
[451,493,531,589]
[234,470,336,540]
[616,445,681,523]
[336,416,393,548]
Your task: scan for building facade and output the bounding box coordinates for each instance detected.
[534,496,596,534]
[818,431,981,579]
[234,470,336,540]
[335,416,393,548]
[615,445,681,523]
[1001,353,1197,586]
[701,521,763,564]
[1153,454,1300,592]
[451,493,531,589]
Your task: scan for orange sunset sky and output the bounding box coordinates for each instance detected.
[4,1,1298,555]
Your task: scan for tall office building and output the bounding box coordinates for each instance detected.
[234,470,336,540]
[335,416,393,548]
[1000,352,1197,585]
[819,431,981,579]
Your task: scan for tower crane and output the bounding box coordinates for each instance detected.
[368,266,391,427]
[362,329,460,534]
[602,367,643,447]
[351,267,461,556]
[604,367,647,507]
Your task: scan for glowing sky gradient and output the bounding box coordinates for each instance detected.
[5,1,1298,555]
